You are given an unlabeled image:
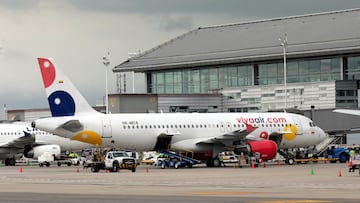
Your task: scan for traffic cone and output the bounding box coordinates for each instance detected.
[76,168,80,173]
[277,159,281,167]
[263,162,266,168]
[338,170,342,177]
[19,166,23,173]
[146,167,149,173]
[310,167,314,175]
[348,156,353,167]
[251,161,255,169]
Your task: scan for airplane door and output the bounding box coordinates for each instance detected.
[291,116,303,135]
[102,118,112,138]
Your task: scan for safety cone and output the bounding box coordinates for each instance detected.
[338,170,342,177]
[19,166,23,173]
[251,161,255,169]
[263,162,266,168]
[146,168,149,173]
[349,156,353,167]
[76,168,80,173]
[310,167,314,175]
[277,159,281,167]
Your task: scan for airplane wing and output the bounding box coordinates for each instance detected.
[1,132,35,149]
[333,109,360,116]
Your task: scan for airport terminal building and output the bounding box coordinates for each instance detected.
[114,8,360,113]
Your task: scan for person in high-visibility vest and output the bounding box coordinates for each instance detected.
[349,148,355,172]
[69,152,78,158]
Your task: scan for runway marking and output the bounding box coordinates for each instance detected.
[191,191,267,196]
[254,200,334,203]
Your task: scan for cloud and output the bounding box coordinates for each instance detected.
[0,0,40,10]
[1,0,360,120]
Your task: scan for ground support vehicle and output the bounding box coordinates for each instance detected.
[55,156,85,167]
[219,151,239,164]
[88,150,137,173]
[325,147,350,163]
[38,152,53,167]
[157,151,201,169]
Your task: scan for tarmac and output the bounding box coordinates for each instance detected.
[0,161,359,202]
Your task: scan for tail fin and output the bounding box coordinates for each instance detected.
[37,58,99,117]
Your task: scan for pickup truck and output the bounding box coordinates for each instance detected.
[89,151,137,173]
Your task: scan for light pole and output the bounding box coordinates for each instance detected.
[102,52,110,114]
[279,32,288,109]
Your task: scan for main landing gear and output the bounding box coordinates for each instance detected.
[206,158,222,167]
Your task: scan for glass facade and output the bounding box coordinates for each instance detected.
[149,56,345,94]
[151,65,253,94]
[347,56,360,80]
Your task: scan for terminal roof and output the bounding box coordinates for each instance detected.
[114,8,360,72]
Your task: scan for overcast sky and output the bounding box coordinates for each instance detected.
[1,0,360,119]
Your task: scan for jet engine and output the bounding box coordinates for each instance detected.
[24,144,61,159]
[234,140,277,161]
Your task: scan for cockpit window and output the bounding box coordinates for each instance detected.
[309,122,314,127]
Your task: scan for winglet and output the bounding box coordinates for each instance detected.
[37,58,99,117]
[244,122,257,133]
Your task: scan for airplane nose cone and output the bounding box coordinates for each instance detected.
[317,127,327,141]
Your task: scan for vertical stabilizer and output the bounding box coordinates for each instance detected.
[37,58,99,117]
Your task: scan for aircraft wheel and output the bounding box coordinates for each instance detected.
[9,158,16,166]
[131,167,136,172]
[57,162,62,167]
[213,158,221,167]
[46,162,50,167]
[287,158,295,165]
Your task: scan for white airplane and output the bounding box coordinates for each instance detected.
[32,57,327,166]
[0,121,92,166]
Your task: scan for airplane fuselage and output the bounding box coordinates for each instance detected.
[34,112,326,153]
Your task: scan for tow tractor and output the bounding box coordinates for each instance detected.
[157,151,201,169]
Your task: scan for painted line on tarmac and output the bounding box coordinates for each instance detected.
[253,200,334,203]
[190,191,268,196]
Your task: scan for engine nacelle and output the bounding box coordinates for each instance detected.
[24,144,61,159]
[246,140,277,161]
[234,140,277,161]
